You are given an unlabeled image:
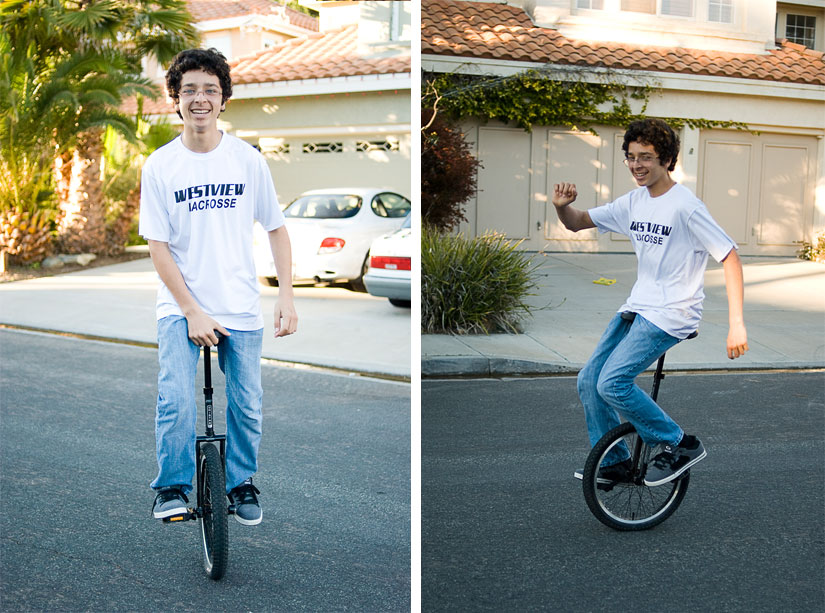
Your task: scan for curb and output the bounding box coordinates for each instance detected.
[0,324,411,383]
[421,356,825,378]
[422,356,578,378]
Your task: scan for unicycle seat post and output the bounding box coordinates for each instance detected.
[650,353,667,402]
[203,345,215,438]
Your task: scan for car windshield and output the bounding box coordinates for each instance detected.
[285,194,362,219]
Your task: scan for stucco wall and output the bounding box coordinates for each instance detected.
[221,91,410,132]
[457,83,824,256]
[218,91,411,203]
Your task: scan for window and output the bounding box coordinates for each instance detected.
[708,0,732,24]
[389,1,402,41]
[661,0,693,17]
[371,192,411,219]
[285,195,362,219]
[621,0,655,14]
[356,140,400,153]
[258,138,289,155]
[204,35,231,60]
[577,0,604,8]
[786,14,816,48]
[302,142,343,154]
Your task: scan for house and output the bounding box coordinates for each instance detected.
[136,0,412,203]
[141,0,319,83]
[422,0,825,256]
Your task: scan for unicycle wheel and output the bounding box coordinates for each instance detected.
[582,422,690,531]
[199,442,229,579]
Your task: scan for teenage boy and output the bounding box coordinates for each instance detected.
[554,118,748,486]
[141,48,297,524]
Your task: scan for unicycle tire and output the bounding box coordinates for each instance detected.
[199,442,228,579]
[582,422,690,531]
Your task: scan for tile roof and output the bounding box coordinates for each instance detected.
[187,0,318,32]
[422,0,825,86]
[125,23,410,115]
[229,23,410,85]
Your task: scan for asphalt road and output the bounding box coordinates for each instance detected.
[423,371,825,612]
[0,329,410,612]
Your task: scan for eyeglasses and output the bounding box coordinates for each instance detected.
[179,87,222,99]
[623,155,659,167]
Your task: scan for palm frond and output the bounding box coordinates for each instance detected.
[54,0,119,32]
[80,109,138,144]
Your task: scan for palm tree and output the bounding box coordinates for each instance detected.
[0,0,199,256]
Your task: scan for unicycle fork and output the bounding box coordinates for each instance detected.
[196,344,230,579]
[162,343,233,580]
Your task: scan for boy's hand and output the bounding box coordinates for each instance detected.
[727,322,749,359]
[274,298,298,338]
[186,310,230,347]
[552,183,578,208]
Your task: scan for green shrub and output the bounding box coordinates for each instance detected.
[422,225,539,334]
[421,110,481,232]
[797,232,825,263]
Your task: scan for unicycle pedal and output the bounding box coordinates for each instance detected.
[162,509,196,523]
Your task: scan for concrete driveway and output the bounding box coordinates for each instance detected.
[0,256,411,378]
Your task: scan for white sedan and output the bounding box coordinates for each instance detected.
[364,214,411,307]
[254,188,410,290]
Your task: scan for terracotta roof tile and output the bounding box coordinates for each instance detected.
[187,0,318,31]
[422,0,825,86]
[229,24,410,84]
[124,23,410,115]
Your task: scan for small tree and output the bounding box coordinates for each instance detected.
[0,0,199,259]
[421,109,481,232]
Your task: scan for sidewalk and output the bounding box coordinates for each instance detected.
[422,253,825,377]
[0,253,411,379]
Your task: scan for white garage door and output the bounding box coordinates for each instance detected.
[253,133,411,206]
[698,130,818,256]
[466,123,819,257]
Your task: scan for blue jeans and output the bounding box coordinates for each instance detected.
[151,315,264,494]
[577,313,683,466]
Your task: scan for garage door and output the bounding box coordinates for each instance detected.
[698,130,818,256]
[254,133,411,205]
[467,124,819,256]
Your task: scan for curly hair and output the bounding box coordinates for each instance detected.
[622,118,680,172]
[166,48,233,115]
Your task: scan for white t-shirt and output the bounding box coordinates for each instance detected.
[588,183,736,339]
[139,133,285,330]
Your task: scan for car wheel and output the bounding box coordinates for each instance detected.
[389,298,411,308]
[347,254,370,293]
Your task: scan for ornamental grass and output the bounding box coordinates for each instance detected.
[422,225,539,334]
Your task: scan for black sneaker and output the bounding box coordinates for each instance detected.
[228,478,262,526]
[644,435,707,486]
[152,486,189,519]
[574,459,632,485]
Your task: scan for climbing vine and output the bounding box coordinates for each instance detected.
[423,69,749,133]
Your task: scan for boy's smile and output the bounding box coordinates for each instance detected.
[626,141,673,197]
[176,69,224,132]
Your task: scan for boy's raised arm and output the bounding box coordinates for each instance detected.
[551,182,596,232]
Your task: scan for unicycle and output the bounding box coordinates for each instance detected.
[581,315,697,531]
[162,344,233,580]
